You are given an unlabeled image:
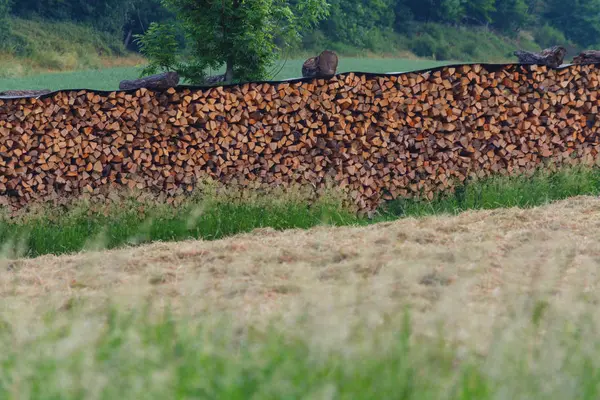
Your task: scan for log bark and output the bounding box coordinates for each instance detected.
[302,50,339,79]
[119,71,180,91]
[572,50,600,65]
[205,74,226,86]
[0,89,51,98]
[514,46,566,68]
[302,57,318,78]
[225,59,234,83]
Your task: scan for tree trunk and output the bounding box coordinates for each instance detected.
[124,29,133,48]
[225,59,234,83]
[119,72,180,91]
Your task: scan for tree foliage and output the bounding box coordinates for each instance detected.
[0,0,11,48]
[6,0,600,48]
[400,0,465,24]
[491,0,529,34]
[322,0,395,47]
[138,0,328,84]
[135,22,180,76]
[7,0,170,42]
[124,0,173,50]
[543,0,600,46]
[10,0,135,34]
[464,0,496,24]
[6,0,600,76]
[0,0,9,17]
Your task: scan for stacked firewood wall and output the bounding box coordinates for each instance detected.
[1,63,600,213]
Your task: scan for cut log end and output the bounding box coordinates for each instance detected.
[302,50,339,79]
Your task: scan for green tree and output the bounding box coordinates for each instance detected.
[80,0,136,34]
[0,0,11,48]
[124,0,174,49]
[400,0,465,24]
[0,0,10,17]
[543,0,600,47]
[491,0,529,34]
[10,0,70,20]
[139,0,329,84]
[464,0,495,24]
[10,0,136,35]
[321,0,396,47]
[135,22,180,75]
[441,0,467,23]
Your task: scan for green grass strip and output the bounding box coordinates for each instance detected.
[1,166,599,258]
[381,166,600,217]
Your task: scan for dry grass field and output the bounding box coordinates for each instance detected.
[4,196,600,355]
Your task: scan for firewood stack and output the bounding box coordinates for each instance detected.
[1,63,600,214]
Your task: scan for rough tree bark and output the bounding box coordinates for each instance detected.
[513,46,566,68]
[0,89,51,98]
[124,29,133,48]
[225,58,234,83]
[205,74,226,86]
[572,50,600,65]
[119,71,180,91]
[302,57,318,78]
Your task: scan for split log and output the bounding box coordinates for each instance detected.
[119,71,180,91]
[514,46,566,68]
[0,89,51,98]
[572,50,600,64]
[302,50,339,78]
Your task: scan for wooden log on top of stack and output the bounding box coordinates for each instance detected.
[0,89,51,98]
[514,45,567,68]
[573,50,600,65]
[119,71,180,91]
[302,50,339,79]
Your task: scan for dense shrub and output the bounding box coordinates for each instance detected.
[533,24,569,49]
[0,0,11,49]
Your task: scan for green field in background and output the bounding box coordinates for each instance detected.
[0,58,451,91]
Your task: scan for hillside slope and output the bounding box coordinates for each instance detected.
[0,18,143,78]
[0,17,543,82]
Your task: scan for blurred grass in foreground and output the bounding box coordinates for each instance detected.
[1,304,599,399]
